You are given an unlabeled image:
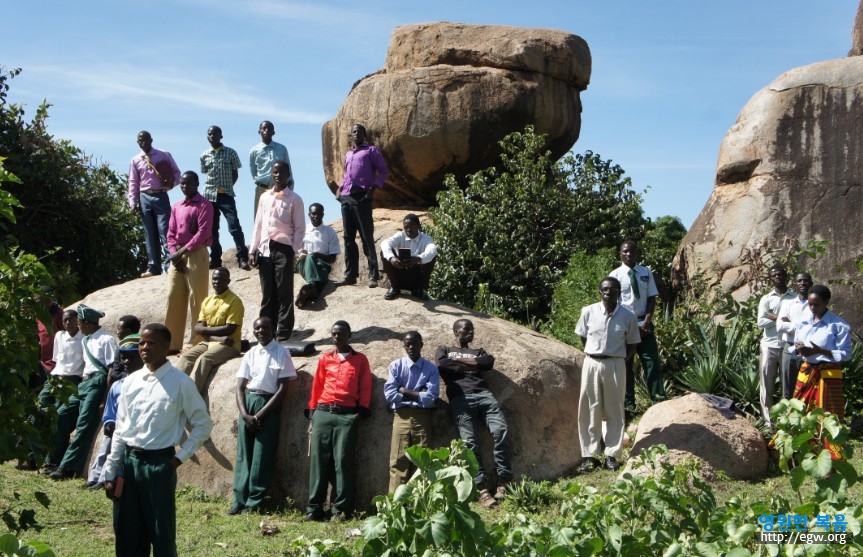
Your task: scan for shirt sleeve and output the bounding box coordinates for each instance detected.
[236,352,252,380]
[231,148,242,170]
[418,363,440,408]
[417,235,438,265]
[358,355,373,409]
[248,148,256,179]
[775,299,794,335]
[380,232,401,260]
[104,381,130,480]
[474,348,495,371]
[278,348,297,380]
[830,321,853,362]
[248,197,265,255]
[224,297,244,326]
[383,361,402,406]
[166,152,181,186]
[175,377,214,463]
[185,200,214,252]
[756,294,774,330]
[645,267,659,298]
[575,307,588,338]
[307,357,327,409]
[167,205,179,254]
[327,227,341,255]
[370,146,388,188]
[625,313,642,345]
[127,158,140,210]
[290,195,305,251]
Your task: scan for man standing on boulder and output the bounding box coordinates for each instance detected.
[335,124,388,289]
[757,264,794,428]
[609,240,665,413]
[201,125,251,271]
[575,277,640,474]
[249,120,292,218]
[128,131,181,278]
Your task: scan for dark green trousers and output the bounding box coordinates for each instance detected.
[625,332,665,408]
[53,372,106,472]
[307,411,358,515]
[36,375,81,465]
[113,447,177,557]
[233,393,280,510]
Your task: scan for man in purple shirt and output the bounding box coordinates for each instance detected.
[165,171,214,354]
[128,131,182,278]
[335,124,388,288]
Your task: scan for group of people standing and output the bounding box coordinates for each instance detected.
[757,265,851,456]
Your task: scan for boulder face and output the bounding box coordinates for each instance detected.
[628,394,768,481]
[75,210,585,512]
[321,22,591,209]
[671,57,863,329]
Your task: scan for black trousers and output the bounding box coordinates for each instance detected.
[382,256,436,292]
[340,194,379,281]
[258,240,294,340]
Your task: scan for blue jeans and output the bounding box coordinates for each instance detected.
[210,193,248,266]
[139,191,171,274]
[448,391,512,486]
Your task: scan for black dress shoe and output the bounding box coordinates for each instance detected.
[238,259,251,271]
[576,457,600,475]
[49,468,77,481]
[209,261,221,270]
[82,480,98,489]
[335,277,357,286]
[604,456,622,471]
[88,482,105,491]
[303,511,325,522]
[413,289,429,301]
[384,288,399,300]
[226,505,244,515]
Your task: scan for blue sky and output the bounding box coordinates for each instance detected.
[2,0,858,238]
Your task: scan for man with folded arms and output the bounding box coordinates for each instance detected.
[128,131,181,278]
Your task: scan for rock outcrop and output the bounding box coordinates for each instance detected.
[322,22,591,208]
[76,210,584,512]
[671,57,863,328]
[628,394,768,481]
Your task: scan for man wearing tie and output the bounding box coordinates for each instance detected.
[609,240,665,412]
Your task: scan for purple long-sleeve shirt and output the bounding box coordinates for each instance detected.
[338,143,388,196]
[127,148,181,209]
[167,192,214,253]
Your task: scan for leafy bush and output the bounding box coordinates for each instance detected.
[428,126,647,325]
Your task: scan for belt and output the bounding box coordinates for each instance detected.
[127,446,175,458]
[82,369,107,380]
[316,403,358,414]
[140,189,169,196]
[637,315,646,320]
[394,405,434,412]
[247,388,274,396]
[587,354,612,360]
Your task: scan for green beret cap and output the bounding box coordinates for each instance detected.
[76,304,105,324]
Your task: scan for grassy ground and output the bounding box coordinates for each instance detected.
[4,437,862,556]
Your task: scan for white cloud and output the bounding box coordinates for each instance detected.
[28,64,329,125]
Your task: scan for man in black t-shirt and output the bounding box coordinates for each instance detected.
[435,319,512,509]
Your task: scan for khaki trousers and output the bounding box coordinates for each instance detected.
[388,407,433,493]
[578,356,626,459]
[176,342,240,394]
[164,247,209,352]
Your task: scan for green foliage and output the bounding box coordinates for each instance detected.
[0,67,144,298]
[0,534,56,557]
[428,126,647,325]
[542,248,617,347]
[362,440,487,557]
[640,215,687,275]
[500,478,560,515]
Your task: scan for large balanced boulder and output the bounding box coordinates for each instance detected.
[628,393,768,481]
[75,210,584,512]
[671,56,863,329]
[322,22,591,209]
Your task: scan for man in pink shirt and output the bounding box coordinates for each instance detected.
[165,171,214,353]
[249,160,305,342]
[127,131,181,278]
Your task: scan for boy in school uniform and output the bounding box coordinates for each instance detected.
[228,317,297,515]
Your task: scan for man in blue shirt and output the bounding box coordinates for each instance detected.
[383,331,440,494]
[249,120,292,217]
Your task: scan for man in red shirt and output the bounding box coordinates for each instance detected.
[304,321,372,522]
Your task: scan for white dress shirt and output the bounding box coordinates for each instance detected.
[237,340,298,394]
[52,329,84,377]
[380,231,438,264]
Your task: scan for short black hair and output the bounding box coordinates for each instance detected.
[453,318,473,332]
[808,284,831,302]
[404,330,423,342]
[119,315,141,334]
[333,320,351,332]
[182,170,199,184]
[213,267,230,278]
[141,323,171,344]
[309,203,324,213]
[403,213,421,227]
[600,276,622,290]
[62,308,78,319]
[769,263,787,275]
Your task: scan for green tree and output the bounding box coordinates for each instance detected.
[640,215,687,275]
[428,126,647,325]
[0,67,144,298]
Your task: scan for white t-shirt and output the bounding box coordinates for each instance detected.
[236,340,297,393]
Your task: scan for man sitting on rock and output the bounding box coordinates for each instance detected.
[380,213,437,301]
[176,267,244,394]
[295,203,340,308]
[435,319,512,508]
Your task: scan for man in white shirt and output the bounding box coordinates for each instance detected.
[609,240,664,411]
[228,317,297,515]
[380,213,438,301]
[757,264,795,428]
[104,323,212,557]
[295,203,340,308]
[776,272,813,401]
[575,277,640,474]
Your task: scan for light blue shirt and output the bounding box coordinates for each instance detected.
[103,377,126,424]
[793,311,852,364]
[249,141,290,188]
[383,356,440,409]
